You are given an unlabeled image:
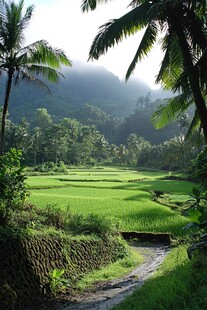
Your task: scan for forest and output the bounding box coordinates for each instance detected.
[4,100,199,172]
[1,0,207,310]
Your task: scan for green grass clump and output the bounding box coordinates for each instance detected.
[76,247,143,291]
[114,246,207,310]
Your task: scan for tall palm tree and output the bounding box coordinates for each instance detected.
[81,0,207,142]
[0,0,71,154]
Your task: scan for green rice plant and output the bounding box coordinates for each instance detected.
[29,186,189,236]
[27,168,182,187]
[113,179,195,194]
[26,176,68,189]
[28,169,194,236]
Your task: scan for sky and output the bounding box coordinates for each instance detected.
[23,0,163,89]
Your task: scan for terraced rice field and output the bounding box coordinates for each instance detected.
[27,167,196,236]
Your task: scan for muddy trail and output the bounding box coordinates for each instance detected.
[47,244,170,310]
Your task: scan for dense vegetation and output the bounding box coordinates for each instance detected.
[1,0,207,309]
[3,102,200,170]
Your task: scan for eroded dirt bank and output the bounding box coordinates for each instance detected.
[52,244,170,310]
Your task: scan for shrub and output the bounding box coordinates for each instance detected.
[65,213,119,238]
[31,161,68,174]
[43,204,71,229]
[190,146,207,190]
[184,147,207,258]
[41,206,119,238]
[0,149,29,226]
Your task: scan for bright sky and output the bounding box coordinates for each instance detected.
[23,0,163,89]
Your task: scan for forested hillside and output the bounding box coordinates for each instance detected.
[0,61,172,122]
[0,61,179,149]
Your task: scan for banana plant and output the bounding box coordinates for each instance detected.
[184,187,207,259]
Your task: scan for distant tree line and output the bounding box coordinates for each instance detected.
[66,93,180,145]
[3,107,202,172]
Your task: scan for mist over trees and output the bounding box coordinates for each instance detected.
[0,62,172,122]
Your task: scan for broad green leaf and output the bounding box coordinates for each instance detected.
[52,268,65,278]
[188,209,202,223]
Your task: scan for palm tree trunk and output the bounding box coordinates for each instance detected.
[189,75,207,142]
[173,22,207,143]
[0,71,13,155]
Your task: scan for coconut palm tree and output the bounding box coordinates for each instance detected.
[0,0,72,154]
[81,0,207,142]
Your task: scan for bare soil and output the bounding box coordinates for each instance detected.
[47,244,170,310]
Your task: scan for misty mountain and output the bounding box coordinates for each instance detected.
[0,61,172,123]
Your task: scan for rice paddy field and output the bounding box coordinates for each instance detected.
[27,167,197,236]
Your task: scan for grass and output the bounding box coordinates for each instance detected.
[27,168,194,236]
[114,246,207,310]
[76,247,144,291]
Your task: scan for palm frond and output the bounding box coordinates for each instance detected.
[89,2,151,60]
[185,110,200,140]
[0,0,34,50]
[0,41,6,54]
[81,0,111,12]
[151,94,193,129]
[19,40,72,68]
[186,7,207,51]
[14,69,50,93]
[172,68,192,93]
[126,20,158,80]
[194,0,207,17]
[156,44,169,85]
[195,48,207,89]
[24,64,62,83]
[129,1,146,9]
[156,31,183,89]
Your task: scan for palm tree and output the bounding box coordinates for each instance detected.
[81,0,207,142]
[0,0,72,154]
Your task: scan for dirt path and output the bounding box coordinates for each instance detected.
[53,244,170,310]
